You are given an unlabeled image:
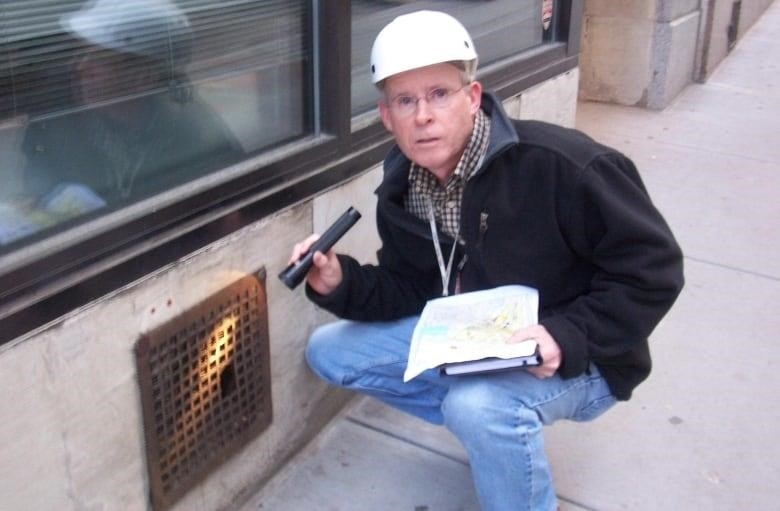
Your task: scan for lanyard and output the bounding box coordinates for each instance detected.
[427,200,459,296]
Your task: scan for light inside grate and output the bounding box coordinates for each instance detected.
[135,270,272,510]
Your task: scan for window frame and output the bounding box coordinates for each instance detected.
[0,0,583,345]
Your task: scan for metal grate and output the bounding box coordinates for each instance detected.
[135,270,272,510]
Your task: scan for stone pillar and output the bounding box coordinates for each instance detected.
[578,0,701,109]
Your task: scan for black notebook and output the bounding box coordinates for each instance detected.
[439,344,542,376]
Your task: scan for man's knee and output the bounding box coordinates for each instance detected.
[442,379,499,433]
[304,323,345,384]
[442,378,541,440]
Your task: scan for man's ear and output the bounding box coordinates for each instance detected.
[466,81,482,115]
[378,100,395,133]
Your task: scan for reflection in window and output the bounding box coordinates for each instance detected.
[0,0,311,248]
[351,0,545,116]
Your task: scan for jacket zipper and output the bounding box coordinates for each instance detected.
[477,211,489,249]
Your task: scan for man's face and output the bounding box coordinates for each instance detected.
[73,48,160,105]
[378,63,482,182]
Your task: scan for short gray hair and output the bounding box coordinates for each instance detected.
[375,60,477,91]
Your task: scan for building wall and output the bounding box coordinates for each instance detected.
[697,0,775,81]
[737,0,775,34]
[580,0,775,108]
[0,69,579,511]
[579,0,701,109]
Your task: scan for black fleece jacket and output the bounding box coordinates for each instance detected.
[308,92,684,400]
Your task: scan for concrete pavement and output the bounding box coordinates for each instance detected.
[238,3,780,509]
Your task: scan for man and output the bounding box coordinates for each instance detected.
[289,10,684,510]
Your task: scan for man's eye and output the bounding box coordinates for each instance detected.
[395,96,415,107]
[430,88,449,99]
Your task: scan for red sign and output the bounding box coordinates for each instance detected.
[542,0,554,30]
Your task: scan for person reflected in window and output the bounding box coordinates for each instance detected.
[2,0,243,244]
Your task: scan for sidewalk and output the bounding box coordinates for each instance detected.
[239,3,780,509]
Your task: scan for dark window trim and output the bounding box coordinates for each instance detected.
[0,0,582,346]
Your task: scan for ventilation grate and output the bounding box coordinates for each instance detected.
[135,270,272,510]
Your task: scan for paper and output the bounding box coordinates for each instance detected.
[404,285,539,382]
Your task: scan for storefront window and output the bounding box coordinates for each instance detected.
[351,0,545,115]
[0,0,311,249]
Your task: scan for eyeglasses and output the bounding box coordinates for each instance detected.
[386,85,468,117]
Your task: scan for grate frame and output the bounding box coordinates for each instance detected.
[135,269,272,510]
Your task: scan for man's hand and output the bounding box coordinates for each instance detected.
[507,324,561,379]
[288,234,343,295]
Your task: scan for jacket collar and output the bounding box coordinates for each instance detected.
[480,91,520,164]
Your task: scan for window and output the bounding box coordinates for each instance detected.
[0,0,582,344]
[1,0,311,248]
[351,0,546,116]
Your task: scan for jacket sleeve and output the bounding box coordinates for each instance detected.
[306,149,445,320]
[540,152,684,380]
[305,252,439,321]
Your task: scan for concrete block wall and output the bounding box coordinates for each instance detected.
[0,69,578,511]
[504,69,580,129]
[579,0,701,109]
[0,170,381,511]
[697,0,775,81]
[734,0,775,37]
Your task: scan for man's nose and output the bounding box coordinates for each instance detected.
[413,97,434,123]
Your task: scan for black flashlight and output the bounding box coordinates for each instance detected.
[278,207,362,289]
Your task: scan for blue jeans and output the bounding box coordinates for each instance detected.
[305,316,617,511]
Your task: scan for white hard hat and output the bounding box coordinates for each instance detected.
[62,0,192,62]
[370,10,478,85]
